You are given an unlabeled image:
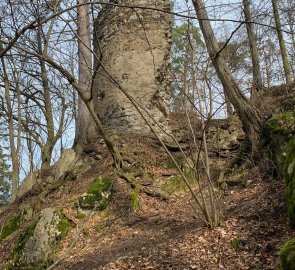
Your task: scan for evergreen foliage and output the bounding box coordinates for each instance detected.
[170,22,203,111]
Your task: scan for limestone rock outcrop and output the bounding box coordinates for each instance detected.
[93,0,172,138]
[17,149,81,198]
[20,208,64,266]
[6,208,72,269]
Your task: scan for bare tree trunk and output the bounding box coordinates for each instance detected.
[36,52,123,169]
[263,49,272,88]
[1,51,20,201]
[286,0,295,53]
[271,0,292,84]
[76,0,96,145]
[224,92,233,117]
[26,133,35,173]
[192,0,262,152]
[183,38,190,111]
[243,0,263,92]
[37,21,57,169]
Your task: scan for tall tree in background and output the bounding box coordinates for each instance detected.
[243,0,263,92]
[271,0,292,84]
[75,0,96,145]
[171,22,203,111]
[192,0,262,151]
[0,50,21,201]
[0,147,11,206]
[36,16,64,169]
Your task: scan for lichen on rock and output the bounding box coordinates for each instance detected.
[6,208,72,269]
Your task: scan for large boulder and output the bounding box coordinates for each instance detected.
[53,149,79,181]
[7,208,72,269]
[17,149,80,198]
[16,171,41,198]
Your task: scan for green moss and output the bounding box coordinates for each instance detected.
[279,237,295,270]
[0,213,23,242]
[161,176,186,194]
[101,207,111,219]
[283,138,295,223]
[54,209,72,255]
[5,221,38,270]
[166,155,183,169]
[56,209,72,241]
[77,177,112,210]
[161,173,195,195]
[94,224,103,232]
[5,210,71,270]
[130,183,140,212]
[266,111,295,133]
[82,227,90,236]
[263,111,295,172]
[230,238,240,252]
[76,212,86,220]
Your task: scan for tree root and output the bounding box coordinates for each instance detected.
[117,172,168,201]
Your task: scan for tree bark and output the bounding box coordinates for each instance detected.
[1,49,20,201]
[271,0,292,84]
[243,0,263,92]
[192,0,262,152]
[36,18,66,169]
[75,0,97,145]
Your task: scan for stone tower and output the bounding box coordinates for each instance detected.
[93,0,172,138]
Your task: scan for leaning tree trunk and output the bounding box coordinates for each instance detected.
[192,0,262,152]
[271,0,293,84]
[243,0,263,93]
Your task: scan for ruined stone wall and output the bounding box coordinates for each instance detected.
[93,0,172,138]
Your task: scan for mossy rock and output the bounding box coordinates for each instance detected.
[0,209,27,242]
[161,172,195,195]
[0,214,22,242]
[266,111,295,134]
[279,237,295,270]
[77,177,112,210]
[263,111,295,171]
[283,138,295,223]
[5,208,72,270]
[4,221,38,270]
[161,176,185,195]
[56,209,72,241]
[130,183,140,212]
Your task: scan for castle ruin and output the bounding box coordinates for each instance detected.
[93,0,172,138]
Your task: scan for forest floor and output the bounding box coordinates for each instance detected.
[53,147,294,270]
[1,113,294,270]
[53,84,295,270]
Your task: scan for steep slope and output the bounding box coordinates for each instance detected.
[0,84,294,269]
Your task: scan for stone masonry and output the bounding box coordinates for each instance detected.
[93,0,172,138]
